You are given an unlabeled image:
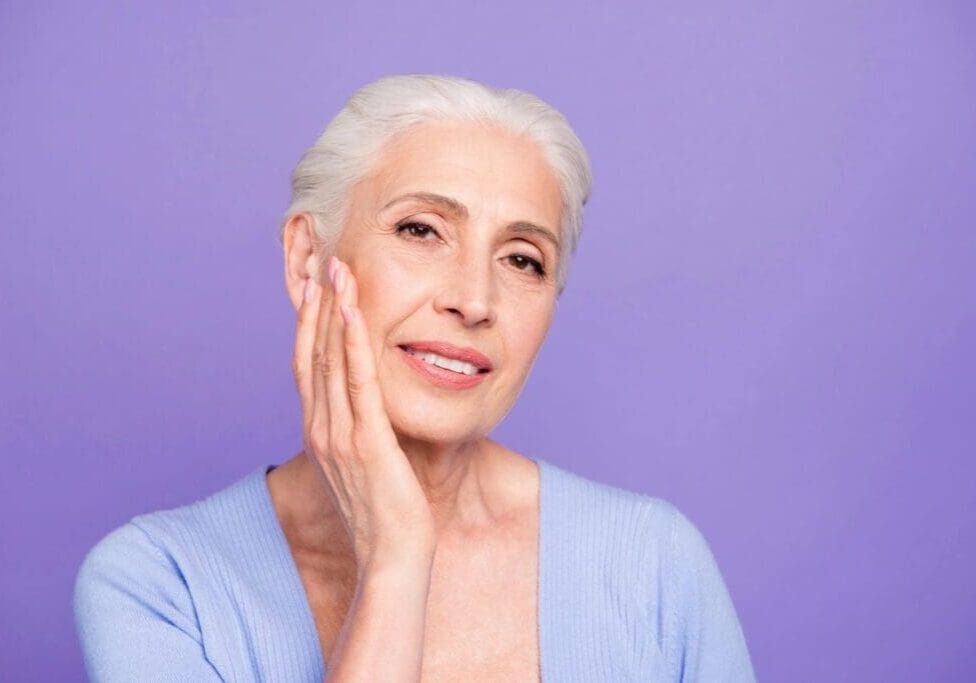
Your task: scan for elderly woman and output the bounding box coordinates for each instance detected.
[74,75,755,681]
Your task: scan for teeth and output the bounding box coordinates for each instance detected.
[406,348,479,376]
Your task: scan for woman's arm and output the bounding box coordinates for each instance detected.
[661,506,756,682]
[326,550,434,681]
[294,254,438,680]
[74,523,224,682]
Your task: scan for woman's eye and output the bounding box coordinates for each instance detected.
[508,254,547,278]
[395,221,439,240]
[395,223,546,279]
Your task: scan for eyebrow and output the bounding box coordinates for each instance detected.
[381,192,561,252]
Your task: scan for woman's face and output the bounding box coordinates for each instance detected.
[333,121,564,445]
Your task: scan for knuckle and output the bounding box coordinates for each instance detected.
[350,424,372,449]
[346,370,376,397]
[297,303,314,325]
[307,425,330,455]
[312,350,340,377]
[332,435,353,458]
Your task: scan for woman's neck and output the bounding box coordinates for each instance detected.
[268,436,522,557]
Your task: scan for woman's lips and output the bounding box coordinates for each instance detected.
[398,340,493,370]
[397,346,491,390]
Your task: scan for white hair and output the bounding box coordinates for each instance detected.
[281,74,592,293]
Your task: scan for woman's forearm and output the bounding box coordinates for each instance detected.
[325,548,435,682]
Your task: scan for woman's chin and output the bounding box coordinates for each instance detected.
[385,401,490,447]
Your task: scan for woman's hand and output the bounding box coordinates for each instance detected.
[293,255,436,571]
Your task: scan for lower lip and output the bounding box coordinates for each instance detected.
[397,347,490,390]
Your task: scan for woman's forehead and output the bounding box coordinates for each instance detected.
[362,122,563,223]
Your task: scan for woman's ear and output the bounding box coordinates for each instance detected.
[282,212,320,312]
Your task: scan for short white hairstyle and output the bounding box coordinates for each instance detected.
[281,74,592,293]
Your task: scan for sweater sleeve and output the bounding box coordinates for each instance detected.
[73,521,224,682]
[661,506,756,682]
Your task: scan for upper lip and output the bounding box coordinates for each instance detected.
[398,341,494,372]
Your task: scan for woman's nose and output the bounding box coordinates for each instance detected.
[432,257,497,328]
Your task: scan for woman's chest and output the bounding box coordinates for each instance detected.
[297,536,539,681]
[420,547,540,681]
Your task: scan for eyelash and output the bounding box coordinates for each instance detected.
[394,221,548,279]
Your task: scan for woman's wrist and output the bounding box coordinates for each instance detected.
[327,545,433,681]
[359,538,436,581]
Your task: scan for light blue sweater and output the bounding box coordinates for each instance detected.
[74,458,756,681]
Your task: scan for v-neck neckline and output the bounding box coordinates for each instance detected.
[254,456,550,677]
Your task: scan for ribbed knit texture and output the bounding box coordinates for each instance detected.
[74,458,755,681]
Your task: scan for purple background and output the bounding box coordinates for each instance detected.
[2,2,974,680]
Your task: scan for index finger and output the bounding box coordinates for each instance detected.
[309,266,338,437]
[292,276,322,428]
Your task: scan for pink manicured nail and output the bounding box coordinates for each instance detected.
[340,304,353,326]
[335,267,347,294]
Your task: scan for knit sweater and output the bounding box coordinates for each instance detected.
[73,458,756,681]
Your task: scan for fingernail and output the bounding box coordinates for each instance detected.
[335,266,346,294]
[340,304,353,326]
[303,277,315,303]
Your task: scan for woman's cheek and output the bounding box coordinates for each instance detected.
[375,251,438,300]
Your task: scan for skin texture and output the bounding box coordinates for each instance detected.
[273,120,563,680]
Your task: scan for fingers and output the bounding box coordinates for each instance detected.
[341,286,389,435]
[324,257,354,439]
[293,274,322,433]
[309,263,336,446]
[330,257,393,441]
[307,255,393,460]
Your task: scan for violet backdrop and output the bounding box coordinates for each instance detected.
[1,2,974,681]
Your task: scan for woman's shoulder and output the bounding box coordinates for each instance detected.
[537,458,734,613]
[538,457,686,545]
[72,465,283,680]
[140,465,272,540]
[73,465,275,618]
[538,458,755,680]
[80,465,272,562]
